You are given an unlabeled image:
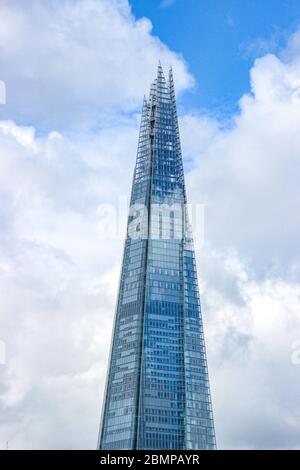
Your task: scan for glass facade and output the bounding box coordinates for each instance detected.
[98,65,216,450]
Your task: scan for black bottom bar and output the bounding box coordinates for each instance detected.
[0,450,298,466]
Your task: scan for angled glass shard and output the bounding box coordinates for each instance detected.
[98,65,216,450]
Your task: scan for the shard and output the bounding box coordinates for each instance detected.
[98,64,216,450]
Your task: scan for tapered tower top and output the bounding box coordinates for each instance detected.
[98,63,216,451]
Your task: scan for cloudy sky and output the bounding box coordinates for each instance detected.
[0,0,300,450]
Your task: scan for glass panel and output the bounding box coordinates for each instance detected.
[99,65,216,450]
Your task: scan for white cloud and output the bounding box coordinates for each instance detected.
[203,253,300,449]
[182,48,300,279]
[180,35,300,449]
[0,0,192,130]
[0,121,129,449]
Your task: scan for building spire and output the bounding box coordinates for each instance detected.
[157,60,165,83]
[98,63,216,451]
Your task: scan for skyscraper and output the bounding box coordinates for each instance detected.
[98,65,216,450]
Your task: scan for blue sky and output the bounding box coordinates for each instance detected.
[131,0,300,116]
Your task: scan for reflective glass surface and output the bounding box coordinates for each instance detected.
[99,65,216,450]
